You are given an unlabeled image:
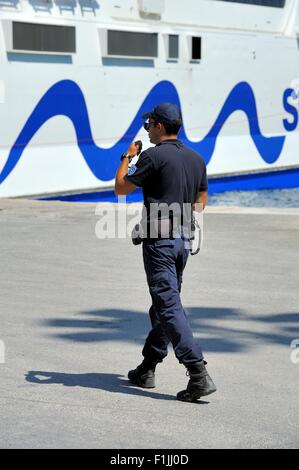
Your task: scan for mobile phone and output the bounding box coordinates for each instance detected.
[134,140,143,155]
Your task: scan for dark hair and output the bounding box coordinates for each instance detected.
[154,119,181,135]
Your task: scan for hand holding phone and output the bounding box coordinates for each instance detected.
[127,141,143,157]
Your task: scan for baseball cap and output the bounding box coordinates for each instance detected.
[142,102,182,124]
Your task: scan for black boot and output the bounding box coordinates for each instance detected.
[177,361,216,402]
[128,359,157,389]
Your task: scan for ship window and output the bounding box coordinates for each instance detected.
[168,35,179,59]
[216,0,285,7]
[192,37,201,60]
[107,30,158,58]
[12,22,76,53]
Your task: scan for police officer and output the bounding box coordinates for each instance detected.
[115,103,216,402]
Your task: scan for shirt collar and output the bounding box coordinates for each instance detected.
[156,139,182,147]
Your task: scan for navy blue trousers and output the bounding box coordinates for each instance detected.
[142,237,203,365]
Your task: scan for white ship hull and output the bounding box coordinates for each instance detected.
[0,0,299,199]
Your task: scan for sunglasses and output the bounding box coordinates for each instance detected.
[143,121,156,132]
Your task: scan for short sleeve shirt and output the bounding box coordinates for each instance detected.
[124,139,208,213]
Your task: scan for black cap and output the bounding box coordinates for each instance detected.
[142,102,182,125]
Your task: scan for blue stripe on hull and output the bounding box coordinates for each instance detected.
[39,167,299,202]
[209,167,299,194]
[1,80,287,187]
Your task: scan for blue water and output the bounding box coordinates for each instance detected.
[41,165,299,205]
[42,187,299,208]
[208,188,299,208]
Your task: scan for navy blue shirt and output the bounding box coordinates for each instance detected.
[125,139,207,209]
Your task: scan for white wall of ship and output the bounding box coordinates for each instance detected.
[0,0,299,196]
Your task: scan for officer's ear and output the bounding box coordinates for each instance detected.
[157,122,164,133]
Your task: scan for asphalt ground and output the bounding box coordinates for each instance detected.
[0,199,298,449]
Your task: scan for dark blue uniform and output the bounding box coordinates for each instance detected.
[125,139,207,365]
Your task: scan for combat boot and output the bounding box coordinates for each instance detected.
[177,361,216,402]
[128,358,157,389]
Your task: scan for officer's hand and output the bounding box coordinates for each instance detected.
[127,141,142,157]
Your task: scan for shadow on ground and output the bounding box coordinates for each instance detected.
[25,370,210,404]
[39,308,299,354]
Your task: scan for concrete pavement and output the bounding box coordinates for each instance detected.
[0,199,299,448]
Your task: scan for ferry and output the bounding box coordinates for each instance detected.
[0,0,299,201]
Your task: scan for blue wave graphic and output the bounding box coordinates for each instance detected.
[0,80,286,185]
